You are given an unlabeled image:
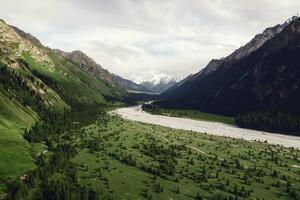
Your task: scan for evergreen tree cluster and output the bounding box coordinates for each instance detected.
[0,61,50,113]
[236,111,300,135]
[9,105,106,200]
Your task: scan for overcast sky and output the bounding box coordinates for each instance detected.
[0,0,299,82]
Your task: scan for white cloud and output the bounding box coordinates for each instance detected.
[0,0,299,81]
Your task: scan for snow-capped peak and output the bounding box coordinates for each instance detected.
[133,72,177,85]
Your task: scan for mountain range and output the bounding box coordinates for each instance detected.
[53,48,177,94]
[112,73,177,94]
[1,15,300,133]
[139,75,177,94]
[155,16,300,133]
[1,14,300,199]
[0,18,130,128]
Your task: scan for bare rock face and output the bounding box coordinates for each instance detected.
[11,26,43,47]
[0,19,67,108]
[0,20,54,70]
[55,49,115,84]
[194,22,288,79]
[228,24,286,61]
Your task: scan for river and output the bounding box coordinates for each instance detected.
[111,105,300,148]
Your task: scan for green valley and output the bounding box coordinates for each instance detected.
[0,8,300,200]
[0,18,125,197]
[6,108,300,200]
[72,114,300,200]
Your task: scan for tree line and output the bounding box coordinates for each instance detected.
[9,105,109,200]
[236,111,300,135]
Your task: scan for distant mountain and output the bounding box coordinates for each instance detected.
[111,74,150,92]
[140,75,177,93]
[141,79,177,94]
[158,16,300,120]
[111,73,177,94]
[54,49,177,94]
[140,81,155,90]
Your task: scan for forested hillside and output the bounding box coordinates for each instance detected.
[0,19,126,196]
[157,17,300,134]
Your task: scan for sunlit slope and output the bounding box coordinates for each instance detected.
[22,51,124,105]
[0,18,126,195]
[0,86,38,194]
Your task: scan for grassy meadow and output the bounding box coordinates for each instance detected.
[0,87,42,196]
[70,114,300,200]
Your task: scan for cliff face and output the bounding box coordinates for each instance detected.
[160,17,300,117]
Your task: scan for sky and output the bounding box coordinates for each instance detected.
[0,0,299,82]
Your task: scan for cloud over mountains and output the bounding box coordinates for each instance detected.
[0,0,299,82]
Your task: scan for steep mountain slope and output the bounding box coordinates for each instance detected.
[54,50,112,83]
[0,19,126,192]
[159,17,300,119]
[54,49,126,99]
[0,20,68,111]
[0,85,38,191]
[183,21,288,83]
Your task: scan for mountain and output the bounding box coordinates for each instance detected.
[55,49,171,94]
[140,75,177,93]
[140,81,156,90]
[144,79,177,94]
[0,18,129,127]
[171,20,288,89]
[111,73,177,94]
[54,50,113,84]
[53,49,127,96]
[1,19,125,107]
[111,73,150,92]
[0,18,128,186]
[158,17,300,123]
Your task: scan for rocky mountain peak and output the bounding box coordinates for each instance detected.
[0,19,54,70]
[10,26,43,47]
[55,49,115,84]
[67,50,101,67]
[192,19,291,80]
[227,23,286,62]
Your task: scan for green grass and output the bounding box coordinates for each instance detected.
[0,87,40,195]
[143,106,235,125]
[0,37,126,196]
[22,51,124,105]
[9,42,20,50]
[69,114,300,200]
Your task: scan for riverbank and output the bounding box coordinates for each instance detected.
[112,105,300,148]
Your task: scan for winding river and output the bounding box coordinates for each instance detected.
[111,105,300,148]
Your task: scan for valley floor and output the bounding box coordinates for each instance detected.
[112,105,300,149]
[72,114,300,199]
[1,106,300,199]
